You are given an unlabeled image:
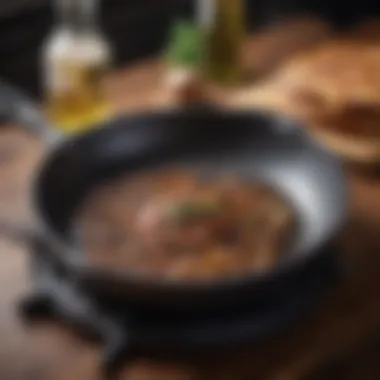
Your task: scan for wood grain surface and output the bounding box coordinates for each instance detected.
[1,17,380,380]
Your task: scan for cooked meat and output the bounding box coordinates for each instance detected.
[76,170,294,281]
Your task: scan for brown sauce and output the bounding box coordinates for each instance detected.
[75,170,294,281]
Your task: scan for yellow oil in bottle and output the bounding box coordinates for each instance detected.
[198,0,245,85]
[43,0,112,134]
[45,57,110,133]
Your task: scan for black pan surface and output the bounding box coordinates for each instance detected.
[31,108,347,311]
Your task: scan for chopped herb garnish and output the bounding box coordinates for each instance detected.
[165,200,221,224]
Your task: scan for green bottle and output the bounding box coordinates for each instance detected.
[198,0,245,85]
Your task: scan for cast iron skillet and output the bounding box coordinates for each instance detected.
[0,81,347,313]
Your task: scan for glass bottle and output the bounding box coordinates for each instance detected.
[198,0,245,85]
[42,0,112,133]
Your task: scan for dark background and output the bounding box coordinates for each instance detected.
[0,0,379,97]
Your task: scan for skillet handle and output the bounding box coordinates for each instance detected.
[0,217,69,275]
[0,218,39,246]
[0,80,61,144]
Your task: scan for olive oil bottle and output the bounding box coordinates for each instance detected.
[198,0,245,85]
[42,0,112,133]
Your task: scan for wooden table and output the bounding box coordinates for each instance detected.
[1,17,380,380]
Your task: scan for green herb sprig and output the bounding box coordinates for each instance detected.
[164,19,205,69]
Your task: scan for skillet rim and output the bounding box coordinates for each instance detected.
[31,108,348,293]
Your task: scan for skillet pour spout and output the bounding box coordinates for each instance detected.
[0,80,347,313]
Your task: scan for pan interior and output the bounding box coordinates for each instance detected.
[35,111,346,266]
